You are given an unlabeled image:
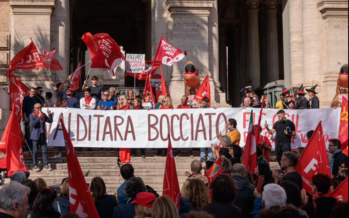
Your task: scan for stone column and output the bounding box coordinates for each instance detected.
[219,28,227,93]
[167,0,215,105]
[289,0,304,88]
[246,0,261,88]
[282,0,291,88]
[265,0,280,83]
[53,0,69,81]
[9,0,55,85]
[209,0,220,89]
[144,0,152,60]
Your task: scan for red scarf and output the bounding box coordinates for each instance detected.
[85,96,93,105]
[34,111,45,121]
[134,106,142,110]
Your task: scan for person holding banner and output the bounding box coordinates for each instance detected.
[143,94,155,110]
[109,87,119,108]
[177,96,191,109]
[97,91,114,110]
[116,95,131,110]
[65,89,80,109]
[132,98,146,158]
[265,110,296,165]
[30,103,53,172]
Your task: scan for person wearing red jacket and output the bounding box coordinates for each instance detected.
[116,95,131,166]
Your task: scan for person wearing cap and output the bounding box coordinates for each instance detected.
[132,192,156,218]
[65,89,80,108]
[307,84,320,109]
[282,89,295,109]
[294,84,309,109]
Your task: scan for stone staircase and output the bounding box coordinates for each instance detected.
[2,148,280,195]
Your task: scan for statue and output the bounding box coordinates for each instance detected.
[184,61,201,96]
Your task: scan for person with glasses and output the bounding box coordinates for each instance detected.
[97,91,114,110]
[109,87,119,108]
[65,89,80,108]
[160,96,173,109]
[116,95,131,110]
[142,94,155,110]
[329,139,348,177]
[35,86,46,106]
[29,103,53,172]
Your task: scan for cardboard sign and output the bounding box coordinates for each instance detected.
[125,54,145,74]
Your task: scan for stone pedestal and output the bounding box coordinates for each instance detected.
[246,0,261,88]
[167,0,215,105]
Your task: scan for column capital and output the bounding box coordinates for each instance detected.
[318,0,348,19]
[167,0,215,17]
[264,0,281,9]
[246,0,262,9]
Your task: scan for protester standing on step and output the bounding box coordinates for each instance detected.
[80,88,96,110]
[307,84,320,109]
[22,87,38,150]
[131,98,146,158]
[90,177,117,218]
[30,103,53,172]
[65,89,80,108]
[265,110,296,165]
[83,76,102,103]
[176,95,192,157]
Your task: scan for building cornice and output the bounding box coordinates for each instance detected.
[167,0,215,17]
[318,0,348,19]
[10,0,55,15]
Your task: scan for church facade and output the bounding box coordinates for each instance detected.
[0,0,348,108]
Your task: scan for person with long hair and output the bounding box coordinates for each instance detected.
[131,98,146,158]
[21,179,37,211]
[116,95,131,165]
[180,179,210,218]
[143,94,155,110]
[254,163,274,192]
[152,195,179,218]
[57,179,70,215]
[33,178,47,194]
[155,95,166,109]
[161,96,173,109]
[90,177,117,218]
[30,188,61,218]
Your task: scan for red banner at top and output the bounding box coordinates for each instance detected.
[6,39,45,77]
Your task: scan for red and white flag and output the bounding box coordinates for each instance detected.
[125,61,161,81]
[295,122,332,196]
[81,32,105,60]
[194,75,211,106]
[0,111,29,176]
[51,58,63,71]
[154,37,187,66]
[60,118,100,218]
[339,97,348,155]
[331,178,348,202]
[144,73,155,104]
[242,111,257,174]
[9,76,30,121]
[163,138,181,208]
[6,39,45,77]
[40,47,56,69]
[69,62,82,92]
[160,65,169,96]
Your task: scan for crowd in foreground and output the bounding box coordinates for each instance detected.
[0,137,348,218]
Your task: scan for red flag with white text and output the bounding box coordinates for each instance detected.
[194,75,211,106]
[90,34,125,79]
[9,76,30,120]
[295,122,332,195]
[163,138,181,208]
[6,39,45,77]
[331,178,348,202]
[154,37,187,66]
[69,62,82,92]
[242,111,257,174]
[40,47,56,69]
[0,111,29,176]
[60,118,100,218]
[339,97,348,155]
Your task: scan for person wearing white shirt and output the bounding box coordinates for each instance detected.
[80,88,96,110]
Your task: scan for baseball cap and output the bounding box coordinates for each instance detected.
[131,192,156,208]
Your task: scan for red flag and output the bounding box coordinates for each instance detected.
[40,47,56,69]
[163,138,181,208]
[81,32,104,60]
[69,62,82,92]
[339,97,348,154]
[90,34,125,79]
[160,65,169,96]
[9,76,30,119]
[60,118,100,218]
[154,37,187,66]
[6,39,45,77]
[331,178,348,202]
[205,156,223,195]
[0,111,29,176]
[255,96,266,139]
[243,111,257,174]
[194,75,211,106]
[125,61,161,81]
[51,58,63,71]
[295,122,332,195]
[144,74,155,104]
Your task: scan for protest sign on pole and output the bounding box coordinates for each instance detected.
[125,54,146,74]
[46,108,340,149]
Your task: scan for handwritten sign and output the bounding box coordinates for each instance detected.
[125,54,145,74]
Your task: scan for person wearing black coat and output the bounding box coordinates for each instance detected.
[329,139,349,177]
[231,164,255,218]
[294,85,309,109]
[307,85,320,109]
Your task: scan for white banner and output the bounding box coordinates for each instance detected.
[46,108,341,149]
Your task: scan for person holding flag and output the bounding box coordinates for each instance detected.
[265,110,296,165]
